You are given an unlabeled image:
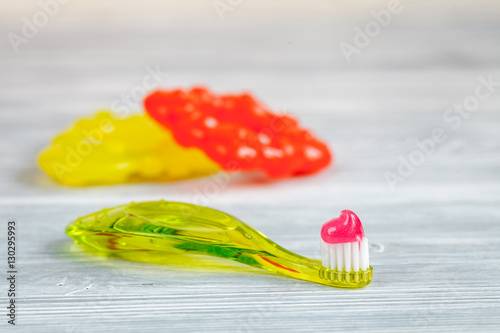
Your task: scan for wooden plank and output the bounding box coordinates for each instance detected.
[0,2,499,331]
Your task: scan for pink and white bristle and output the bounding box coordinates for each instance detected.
[320,210,370,273]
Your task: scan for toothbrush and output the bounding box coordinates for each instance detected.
[66,201,372,288]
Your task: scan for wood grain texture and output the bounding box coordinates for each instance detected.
[0,1,499,332]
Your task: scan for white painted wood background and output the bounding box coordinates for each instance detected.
[1,1,499,332]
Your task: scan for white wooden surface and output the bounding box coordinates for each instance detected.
[1,1,500,332]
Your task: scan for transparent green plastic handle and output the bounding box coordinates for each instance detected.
[66,201,372,288]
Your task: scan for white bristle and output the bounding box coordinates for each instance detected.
[362,238,369,270]
[335,243,344,271]
[320,237,369,272]
[352,241,360,271]
[329,244,336,270]
[344,243,352,272]
[320,240,329,267]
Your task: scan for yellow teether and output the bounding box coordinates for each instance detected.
[38,111,220,186]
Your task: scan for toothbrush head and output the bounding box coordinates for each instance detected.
[319,210,372,287]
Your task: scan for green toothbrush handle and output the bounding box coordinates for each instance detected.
[67,201,372,288]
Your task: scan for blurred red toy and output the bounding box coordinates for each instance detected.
[145,87,332,178]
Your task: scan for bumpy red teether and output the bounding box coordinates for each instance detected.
[144,87,332,178]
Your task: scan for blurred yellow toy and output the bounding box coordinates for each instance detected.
[38,112,220,186]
